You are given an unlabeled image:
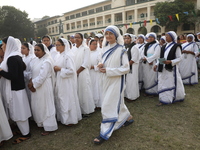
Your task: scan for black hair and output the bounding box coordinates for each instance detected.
[58,39,65,46]
[30,41,33,45]
[42,35,51,40]
[2,37,9,44]
[68,40,72,47]
[22,42,30,50]
[194,35,198,42]
[35,43,45,52]
[0,44,2,49]
[89,39,97,45]
[75,33,83,40]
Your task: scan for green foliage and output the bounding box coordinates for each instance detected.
[0,6,34,39]
[36,27,48,38]
[154,0,195,31]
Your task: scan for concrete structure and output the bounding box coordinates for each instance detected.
[34,0,199,43]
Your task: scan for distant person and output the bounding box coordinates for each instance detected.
[70,35,76,47]
[179,34,186,44]
[0,36,31,144]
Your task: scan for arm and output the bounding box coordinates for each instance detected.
[32,61,51,88]
[146,44,161,63]
[130,46,139,65]
[60,57,74,78]
[171,47,182,66]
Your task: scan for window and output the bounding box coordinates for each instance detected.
[90,22,95,26]
[70,15,75,19]
[52,27,54,33]
[89,9,95,14]
[48,22,50,25]
[96,7,103,13]
[82,11,87,16]
[55,20,57,23]
[66,24,70,30]
[76,13,81,18]
[51,21,54,24]
[65,16,69,20]
[128,15,132,20]
[137,0,148,3]
[56,27,58,32]
[104,5,111,11]
[126,0,135,5]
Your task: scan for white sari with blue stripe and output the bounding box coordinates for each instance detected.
[100,43,130,140]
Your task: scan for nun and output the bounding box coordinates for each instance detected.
[21,43,36,103]
[124,34,140,101]
[93,25,133,144]
[154,31,185,105]
[0,36,31,144]
[141,32,160,96]
[54,38,82,125]
[136,34,146,90]
[72,33,95,117]
[89,39,102,108]
[28,43,58,135]
[179,34,199,85]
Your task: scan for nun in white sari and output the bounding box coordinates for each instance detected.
[179,34,199,85]
[155,31,185,105]
[0,36,31,143]
[94,26,133,144]
[72,33,95,116]
[54,38,82,125]
[124,34,140,101]
[29,43,58,135]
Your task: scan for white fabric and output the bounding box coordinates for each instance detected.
[141,42,160,94]
[160,36,166,42]
[100,43,130,140]
[129,34,137,43]
[72,44,95,114]
[54,38,82,125]
[125,45,140,100]
[89,49,102,107]
[0,95,13,142]
[31,45,57,130]
[146,32,157,39]
[16,119,29,135]
[167,31,177,42]
[179,42,199,84]
[158,43,185,103]
[37,115,58,131]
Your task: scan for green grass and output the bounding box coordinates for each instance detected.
[1,84,200,150]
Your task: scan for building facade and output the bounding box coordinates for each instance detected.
[34,0,198,43]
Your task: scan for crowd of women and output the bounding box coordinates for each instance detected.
[0,25,200,146]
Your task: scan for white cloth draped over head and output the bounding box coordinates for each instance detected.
[166,31,177,42]
[95,33,103,38]
[42,35,53,45]
[31,41,37,47]
[102,25,124,47]
[28,43,36,57]
[0,36,22,104]
[186,34,195,42]
[160,36,166,42]
[129,34,137,43]
[138,34,145,40]
[146,32,157,39]
[88,38,95,46]
[197,32,200,35]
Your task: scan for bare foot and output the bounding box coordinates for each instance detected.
[41,131,53,136]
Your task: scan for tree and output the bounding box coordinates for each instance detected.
[0,6,34,40]
[154,0,195,31]
[36,27,48,38]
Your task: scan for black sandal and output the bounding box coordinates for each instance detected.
[123,119,134,127]
[93,136,105,144]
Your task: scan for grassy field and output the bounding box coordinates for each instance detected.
[1,84,200,150]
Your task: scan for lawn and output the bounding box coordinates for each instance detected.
[1,84,200,150]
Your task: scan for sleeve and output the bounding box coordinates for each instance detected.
[0,57,19,80]
[60,57,74,78]
[81,48,90,69]
[146,44,161,63]
[24,60,32,81]
[171,47,182,66]
[32,61,51,89]
[194,43,199,56]
[131,46,139,63]
[106,51,130,77]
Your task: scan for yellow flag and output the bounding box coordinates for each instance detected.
[24,38,26,41]
[150,19,153,25]
[175,14,179,21]
[130,23,132,28]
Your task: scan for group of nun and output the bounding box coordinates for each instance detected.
[1,24,200,145]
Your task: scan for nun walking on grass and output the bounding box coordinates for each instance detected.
[93,25,134,144]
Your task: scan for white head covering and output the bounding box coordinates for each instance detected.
[31,41,37,47]
[102,25,124,47]
[160,36,166,42]
[95,33,103,38]
[186,34,195,42]
[146,32,157,39]
[88,38,95,46]
[42,35,53,45]
[166,31,177,42]
[129,34,137,43]
[60,38,71,53]
[0,36,23,104]
[138,34,145,40]
[197,32,200,35]
[123,33,129,37]
[28,43,35,57]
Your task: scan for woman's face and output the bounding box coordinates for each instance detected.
[2,42,6,52]
[42,37,51,47]
[187,36,193,43]
[56,41,65,53]
[138,37,144,44]
[105,31,116,44]
[21,45,29,56]
[166,34,172,43]
[124,36,132,45]
[148,36,155,43]
[89,41,97,51]
[34,46,45,58]
[74,34,83,46]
